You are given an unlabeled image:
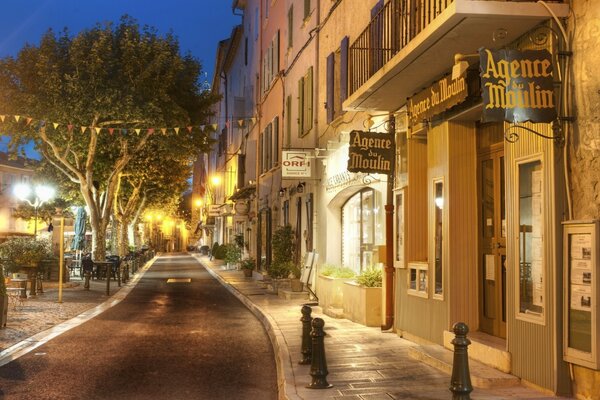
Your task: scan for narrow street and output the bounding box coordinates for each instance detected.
[0,254,278,400]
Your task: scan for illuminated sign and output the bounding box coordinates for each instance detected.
[479,48,557,123]
[282,151,312,178]
[347,130,394,175]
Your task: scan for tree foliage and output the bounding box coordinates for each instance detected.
[0,16,217,258]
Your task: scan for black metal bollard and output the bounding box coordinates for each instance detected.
[449,322,473,400]
[306,318,333,389]
[299,305,313,365]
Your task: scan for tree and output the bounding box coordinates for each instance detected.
[0,16,216,259]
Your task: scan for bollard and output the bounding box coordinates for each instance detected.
[449,322,473,400]
[84,271,91,290]
[306,317,333,389]
[299,305,313,365]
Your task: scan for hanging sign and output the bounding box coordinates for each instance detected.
[282,150,312,178]
[208,204,222,217]
[407,74,468,126]
[479,48,557,123]
[347,130,394,175]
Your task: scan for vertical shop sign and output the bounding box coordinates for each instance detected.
[480,48,557,123]
[347,130,394,175]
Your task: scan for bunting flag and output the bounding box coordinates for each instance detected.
[0,112,259,137]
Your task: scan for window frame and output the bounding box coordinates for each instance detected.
[432,177,444,300]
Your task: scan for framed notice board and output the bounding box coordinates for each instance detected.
[563,220,600,369]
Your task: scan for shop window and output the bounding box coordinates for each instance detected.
[433,179,444,298]
[518,159,544,320]
[342,188,383,274]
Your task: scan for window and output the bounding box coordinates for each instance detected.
[285,95,292,147]
[304,0,311,20]
[287,6,293,49]
[342,189,383,274]
[326,37,349,123]
[518,159,544,320]
[283,200,290,226]
[408,262,429,297]
[298,67,313,136]
[433,179,444,297]
[260,117,279,173]
[262,31,280,94]
[273,117,279,166]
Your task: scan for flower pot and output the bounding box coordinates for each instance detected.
[243,269,253,278]
[290,278,303,292]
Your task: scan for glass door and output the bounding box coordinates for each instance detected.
[478,144,507,338]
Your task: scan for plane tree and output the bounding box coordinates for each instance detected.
[0,16,216,259]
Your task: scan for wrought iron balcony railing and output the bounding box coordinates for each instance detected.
[349,0,454,96]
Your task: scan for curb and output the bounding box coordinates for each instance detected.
[0,256,158,367]
[192,254,302,400]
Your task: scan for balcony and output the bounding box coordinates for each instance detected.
[345,0,569,112]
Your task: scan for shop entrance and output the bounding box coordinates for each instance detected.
[477,124,506,339]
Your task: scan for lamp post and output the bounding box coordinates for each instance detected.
[13,183,55,239]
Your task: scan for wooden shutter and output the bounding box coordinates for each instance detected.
[304,0,310,19]
[273,117,279,166]
[298,77,304,136]
[286,95,292,147]
[288,6,293,48]
[273,31,280,76]
[326,53,335,123]
[304,67,313,134]
[340,36,349,102]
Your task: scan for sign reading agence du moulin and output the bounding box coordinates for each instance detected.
[407,74,468,126]
[479,48,557,123]
[347,130,394,175]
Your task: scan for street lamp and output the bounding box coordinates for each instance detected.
[13,183,55,239]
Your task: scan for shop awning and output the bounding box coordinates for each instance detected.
[229,184,256,201]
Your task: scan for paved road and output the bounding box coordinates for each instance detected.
[0,254,278,400]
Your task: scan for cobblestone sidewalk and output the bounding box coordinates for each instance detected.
[0,278,123,352]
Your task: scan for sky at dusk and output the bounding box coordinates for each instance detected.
[0,0,241,158]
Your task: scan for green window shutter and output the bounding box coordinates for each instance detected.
[288,6,293,48]
[273,117,279,165]
[273,31,280,75]
[286,95,292,147]
[298,77,304,136]
[304,0,310,20]
[304,67,313,134]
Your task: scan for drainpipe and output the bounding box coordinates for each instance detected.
[382,114,395,331]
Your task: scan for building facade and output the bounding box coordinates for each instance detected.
[203,1,600,397]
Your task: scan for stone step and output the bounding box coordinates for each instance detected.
[408,344,521,389]
[323,306,345,319]
[278,289,309,301]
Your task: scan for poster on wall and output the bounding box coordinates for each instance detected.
[571,284,592,311]
[479,48,557,123]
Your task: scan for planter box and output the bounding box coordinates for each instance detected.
[342,281,382,327]
[316,275,354,311]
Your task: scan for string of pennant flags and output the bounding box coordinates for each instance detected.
[0,114,258,136]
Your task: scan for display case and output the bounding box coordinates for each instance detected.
[563,220,600,369]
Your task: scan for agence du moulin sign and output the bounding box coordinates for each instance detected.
[479,48,556,123]
[347,130,394,175]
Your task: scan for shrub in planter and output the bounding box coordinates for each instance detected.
[356,267,383,287]
[319,264,356,279]
[269,260,292,280]
[223,243,242,265]
[240,258,255,277]
[0,237,53,273]
[212,244,227,260]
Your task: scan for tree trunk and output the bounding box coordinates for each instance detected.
[92,227,107,261]
[118,220,130,257]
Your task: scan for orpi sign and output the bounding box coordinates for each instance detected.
[282,150,312,178]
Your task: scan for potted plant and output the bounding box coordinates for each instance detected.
[316,264,356,317]
[223,243,242,269]
[289,262,304,292]
[240,258,256,278]
[0,237,53,296]
[343,267,383,327]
